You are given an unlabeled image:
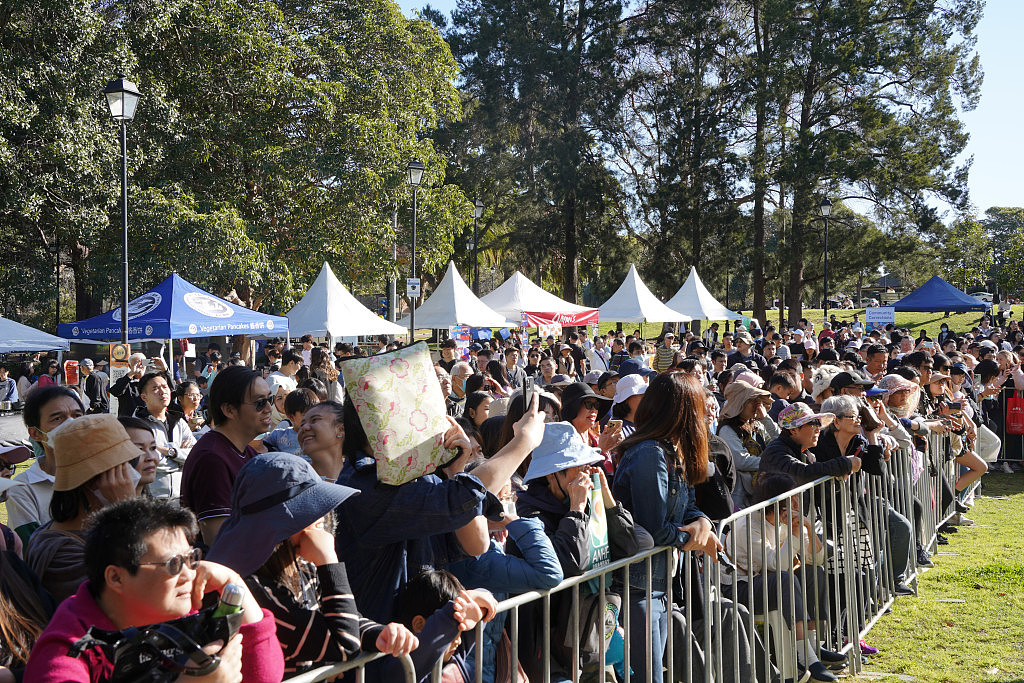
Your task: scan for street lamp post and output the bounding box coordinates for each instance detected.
[472,199,483,295]
[407,159,425,344]
[104,75,141,345]
[819,197,832,325]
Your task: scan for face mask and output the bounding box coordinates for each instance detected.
[31,416,78,458]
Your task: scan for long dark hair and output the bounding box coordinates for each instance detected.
[617,371,708,485]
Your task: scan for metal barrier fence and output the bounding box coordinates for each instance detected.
[996,386,1024,463]
[293,434,967,683]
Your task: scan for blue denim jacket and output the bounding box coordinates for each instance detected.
[335,453,489,623]
[612,439,707,590]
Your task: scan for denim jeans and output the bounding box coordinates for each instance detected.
[627,590,668,683]
[872,497,913,583]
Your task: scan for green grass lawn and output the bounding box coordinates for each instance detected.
[848,472,1024,683]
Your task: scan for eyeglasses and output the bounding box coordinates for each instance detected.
[839,414,861,421]
[139,547,202,576]
[246,395,275,411]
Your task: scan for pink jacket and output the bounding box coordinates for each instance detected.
[24,581,284,683]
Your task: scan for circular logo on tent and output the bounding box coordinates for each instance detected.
[267,320,275,330]
[183,292,233,319]
[111,344,130,362]
[188,324,198,335]
[71,326,79,337]
[112,293,162,322]
[145,325,153,336]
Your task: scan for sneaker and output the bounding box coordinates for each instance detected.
[937,533,949,545]
[939,523,959,534]
[917,549,934,567]
[953,513,974,526]
[819,647,848,670]
[894,582,915,596]
[859,639,879,655]
[806,661,838,682]
[955,500,971,513]
[1000,462,1014,474]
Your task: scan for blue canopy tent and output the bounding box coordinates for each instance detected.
[891,276,988,313]
[58,274,288,342]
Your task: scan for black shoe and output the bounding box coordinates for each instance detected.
[806,661,838,682]
[939,524,958,534]
[937,534,949,545]
[955,500,970,513]
[917,549,934,567]
[895,582,915,596]
[819,647,848,670]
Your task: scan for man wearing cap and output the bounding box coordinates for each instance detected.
[653,333,677,373]
[78,359,108,414]
[617,357,657,381]
[759,404,861,483]
[830,371,875,398]
[727,331,768,372]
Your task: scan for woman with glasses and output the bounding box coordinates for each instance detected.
[759,403,860,485]
[24,415,141,603]
[174,380,207,433]
[25,497,283,683]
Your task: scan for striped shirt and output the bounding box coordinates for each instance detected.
[246,560,383,676]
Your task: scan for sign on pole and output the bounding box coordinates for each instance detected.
[406,278,421,298]
[864,307,895,331]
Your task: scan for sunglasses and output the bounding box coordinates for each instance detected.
[581,399,602,411]
[246,395,275,411]
[139,547,202,576]
[804,419,823,429]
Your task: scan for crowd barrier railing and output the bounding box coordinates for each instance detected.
[293,435,963,683]
[288,651,416,682]
[996,386,1024,463]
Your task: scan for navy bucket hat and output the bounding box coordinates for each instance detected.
[206,453,359,577]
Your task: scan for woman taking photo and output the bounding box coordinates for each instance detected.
[612,371,722,683]
[716,380,778,508]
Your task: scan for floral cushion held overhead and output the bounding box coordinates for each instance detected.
[340,342,452,485]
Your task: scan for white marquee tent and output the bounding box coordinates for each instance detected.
[598,264,692,323]
[398,262,514,329]
[665,266,744,321]
[0,316,70,353]
[480,271,599,327]
[286,262,407,341]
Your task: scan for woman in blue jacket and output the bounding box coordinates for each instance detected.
[612,371,723,683]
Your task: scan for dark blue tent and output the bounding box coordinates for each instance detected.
[58,274,288,341]
[891,276,987,313]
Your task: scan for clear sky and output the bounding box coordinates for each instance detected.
[398,0,1021,217]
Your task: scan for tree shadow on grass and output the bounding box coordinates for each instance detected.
[980,472,1024,497]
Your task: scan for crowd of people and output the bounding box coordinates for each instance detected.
[0,310,1019,682]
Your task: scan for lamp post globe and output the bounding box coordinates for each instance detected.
[471,199,484,295]
[105,75,141,345]
[819,197,832,324]
[406,159,425,343]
